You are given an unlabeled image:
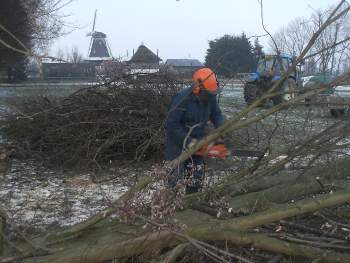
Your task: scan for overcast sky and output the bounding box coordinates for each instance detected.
[51,0,337,62]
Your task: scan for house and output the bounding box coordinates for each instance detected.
[128,44,161,74]
[165,59,203,76]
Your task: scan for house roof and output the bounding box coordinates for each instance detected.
[129,45,161,63]
[165,59,203,67]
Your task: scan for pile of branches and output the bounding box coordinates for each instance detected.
[2,73,186,168]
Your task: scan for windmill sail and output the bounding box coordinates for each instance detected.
[87,10,97,57]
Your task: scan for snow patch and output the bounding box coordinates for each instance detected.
[0,159,128,229]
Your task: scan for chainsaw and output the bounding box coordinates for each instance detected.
[195,143,265,159]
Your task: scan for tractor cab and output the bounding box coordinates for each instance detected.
[257,55,293,78]
[248,54,296,82]
[244,54,299,105]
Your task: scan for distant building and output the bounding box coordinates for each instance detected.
[85,11,113,62]
[42,62,96,80]
[128,44,161,74]
[165,59,203,77]
[86,31,113,62]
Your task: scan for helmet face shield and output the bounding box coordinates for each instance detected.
[193,68,218,95]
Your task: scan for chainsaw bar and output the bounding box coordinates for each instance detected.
[230,149,265,158]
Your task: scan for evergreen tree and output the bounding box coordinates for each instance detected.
[0,0,33,81]
[254,38,263,56]
[205,34,256,77]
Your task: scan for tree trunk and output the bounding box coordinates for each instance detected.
[19,189,350,263]
[189,229,350,263]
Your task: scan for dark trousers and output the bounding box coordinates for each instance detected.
[168,155,205,193]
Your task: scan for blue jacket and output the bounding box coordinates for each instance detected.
[165,87,224,160]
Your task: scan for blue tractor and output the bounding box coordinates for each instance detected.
[244,54,300,105]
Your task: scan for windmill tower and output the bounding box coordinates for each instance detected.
[86,10,113,61]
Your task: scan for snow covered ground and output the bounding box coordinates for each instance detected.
[0,159,129,229]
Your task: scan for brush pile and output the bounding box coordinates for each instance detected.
[2,73,186,168]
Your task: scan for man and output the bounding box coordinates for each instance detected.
[165,68,225,193]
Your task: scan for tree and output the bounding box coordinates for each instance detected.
[0,0,33,81]
[0,0,69,81]
[69,46,83,63]
[271,17,311,58]
[205,34,256,77]
[309,8,349,74]
[270,6,350,75]
[254,37,263,55]
[55,48,65,61]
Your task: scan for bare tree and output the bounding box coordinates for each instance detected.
[271,4,350,75]
[271,17,312,57]
[55,48,65,61]
[68,46,83,63]
[20,0,74,52]
[0,0,73,66]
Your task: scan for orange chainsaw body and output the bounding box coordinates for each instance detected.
[195,144,229,159]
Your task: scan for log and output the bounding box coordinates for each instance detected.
[20,190,350,263]
[163,243,190,263]
[23,230,177,263]
[188,157,350,215]
[217,189,350,230]
[228,155,350,197]
[189,229,350,263]
[185,171,299,206]
[192,179,328,216]
[185,157,350,210]
[225,179,332,214]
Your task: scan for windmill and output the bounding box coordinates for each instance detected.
[86,10,113,61]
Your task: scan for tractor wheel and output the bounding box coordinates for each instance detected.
[244,82,259,105]
[330,108,345,118]
[272,78,296,106]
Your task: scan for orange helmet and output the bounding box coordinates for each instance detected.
[192,68,218,95]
